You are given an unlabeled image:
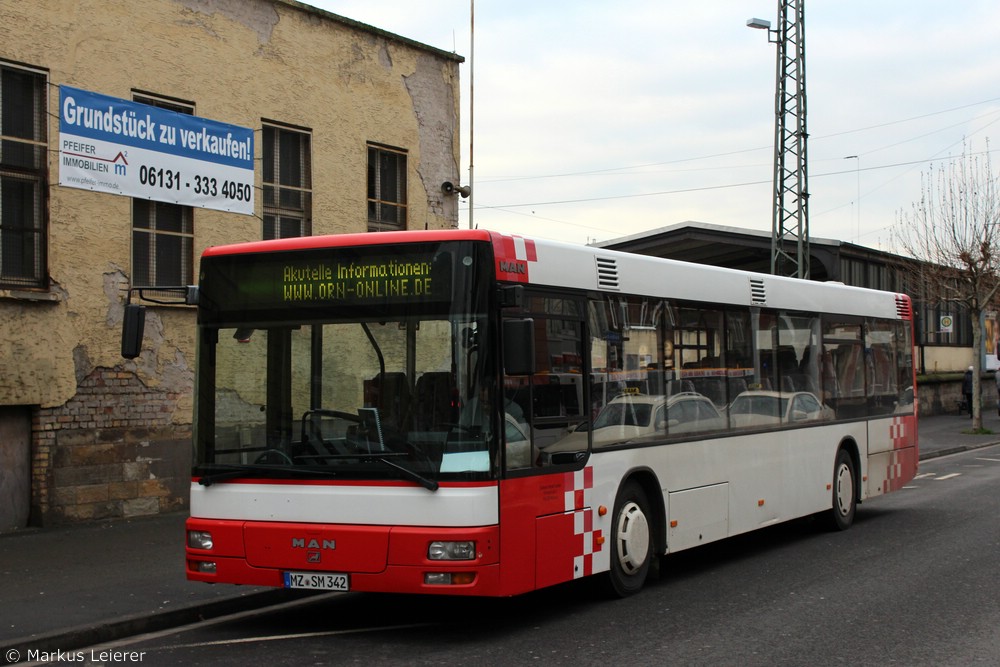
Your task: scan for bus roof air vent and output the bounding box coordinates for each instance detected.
[749,277,766,305]
[596,256,620,291]
[895,295,912,319]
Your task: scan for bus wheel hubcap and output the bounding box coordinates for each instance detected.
[616,502,650,574]
[835,464,853,515]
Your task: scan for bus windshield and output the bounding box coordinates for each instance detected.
[192,240,496,486]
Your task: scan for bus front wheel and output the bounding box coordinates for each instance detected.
[826,448,857,531]
[602,480,652,598]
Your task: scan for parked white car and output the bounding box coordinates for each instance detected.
[505,412,531,468]
[590,392,726,439]
[539,392,726,463]
[728,390,833,427]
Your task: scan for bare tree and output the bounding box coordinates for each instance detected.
[892,142,1000,428]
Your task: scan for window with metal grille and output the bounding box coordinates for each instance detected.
[367,144,407,231]
[0,63,48,290]
[131,93,193,291]
[262,122,311,239]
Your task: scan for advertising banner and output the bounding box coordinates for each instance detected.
[985,311,999,371]
[58,86,254,215]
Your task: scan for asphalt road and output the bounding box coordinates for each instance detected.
[63,443,1000,667]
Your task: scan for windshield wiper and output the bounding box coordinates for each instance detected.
[376,457,439,491]
[197,457,438,490]
[197,463,340,487]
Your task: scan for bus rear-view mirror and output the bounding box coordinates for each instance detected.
[121,304,146,359]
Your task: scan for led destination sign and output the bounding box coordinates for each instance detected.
[282,259,436,303]
[200,247,455,321]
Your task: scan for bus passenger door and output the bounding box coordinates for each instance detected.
[499,294,592,595]
[501,293,589,471]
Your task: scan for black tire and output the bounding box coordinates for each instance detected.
[601,480,653,598]
[826,448,856,531]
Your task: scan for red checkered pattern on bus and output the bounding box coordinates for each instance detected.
[565,467,603,578]
[564,466,592,511]
[883,414,918,493]
[492,234,537,283]
[889,415,909,447]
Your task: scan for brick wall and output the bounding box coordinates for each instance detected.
[31,367,191,525]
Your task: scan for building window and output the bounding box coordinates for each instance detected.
[367,144,407,231]
[131,93,193,289]
[262,123,311,240]
[0,63,48,289]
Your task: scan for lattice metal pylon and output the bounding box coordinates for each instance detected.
[769,0,810,279]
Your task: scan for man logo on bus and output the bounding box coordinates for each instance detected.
[292,537,336,550]
[494,235,537,283]
[499,261,527,275]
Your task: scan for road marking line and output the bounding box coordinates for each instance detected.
[975,457,1000,462]
[935,473,962,480]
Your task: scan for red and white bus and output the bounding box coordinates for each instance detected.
[138,229,916,597]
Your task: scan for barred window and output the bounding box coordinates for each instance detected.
[0,63,48,289]
[262,123,311,239]
[131,93,193,289]
[367,144,407,231]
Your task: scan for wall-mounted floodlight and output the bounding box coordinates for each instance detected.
[746,18,771,30]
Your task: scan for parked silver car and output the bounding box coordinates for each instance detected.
[539,392,726,463]
[728,390,833,427]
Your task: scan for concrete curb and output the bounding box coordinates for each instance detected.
[1,589,313,662]
[919,440,1000,461]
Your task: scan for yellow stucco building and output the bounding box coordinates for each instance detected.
[0,0,464,529]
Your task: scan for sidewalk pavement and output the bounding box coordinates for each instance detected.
[3,411,1000,660]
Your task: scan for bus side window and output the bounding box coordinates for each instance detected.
[503,295,588,469]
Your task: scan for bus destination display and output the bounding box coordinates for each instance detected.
[282,259,436,303]
[201,248,455,317]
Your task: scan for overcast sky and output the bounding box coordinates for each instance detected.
[306,1,1000,250]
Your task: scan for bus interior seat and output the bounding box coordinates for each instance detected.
[665,379,696,396]
[414,372,456,431]
[727,377,748,400]
[365,372,412,433]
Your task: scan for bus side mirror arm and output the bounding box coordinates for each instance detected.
[503,318,535,376]
[120,285,198,359]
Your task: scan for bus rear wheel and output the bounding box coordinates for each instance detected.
[826,448,857,531]
[602,480,652,598]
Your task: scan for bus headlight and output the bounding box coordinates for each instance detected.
[428,540,476,560]
[187,530,214,550]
